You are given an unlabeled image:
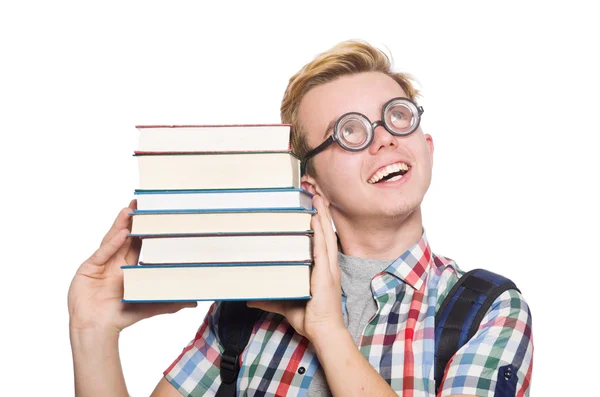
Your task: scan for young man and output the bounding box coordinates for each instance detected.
[68,40,533,396]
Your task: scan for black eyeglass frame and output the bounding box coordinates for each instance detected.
[300,97,424,175]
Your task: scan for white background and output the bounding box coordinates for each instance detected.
[1,1,598,395]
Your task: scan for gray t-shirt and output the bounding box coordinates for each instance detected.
[307,252,392,397]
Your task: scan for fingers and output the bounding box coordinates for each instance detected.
[310,211,332,287]
[124,235,142,266]
[314,196,339,275]
[312,196,341,284]
[147,301,197,316]
[87,229,129,267]
[118,199,140,264]
[101,201,138,271]
[123,301,197,326]
[101,200,136,247]
[105,234,141,276]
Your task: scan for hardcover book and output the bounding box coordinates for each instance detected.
[135,124,292,153]
[130,209,315,236]
[135,152,300,190]
[138,234,313,264]
[122,262,311,302]
[134,188,313,211]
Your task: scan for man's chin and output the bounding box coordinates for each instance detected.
[377,200,422,222]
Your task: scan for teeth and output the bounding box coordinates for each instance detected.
[368,162,410,184]
[386,174,403,182]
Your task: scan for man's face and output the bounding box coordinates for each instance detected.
[298,71,434,222]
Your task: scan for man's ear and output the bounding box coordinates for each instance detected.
[301,174,331,206]
[301,174,318,195]
[425,133,434,165]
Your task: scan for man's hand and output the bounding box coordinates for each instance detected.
[248,195,345,341]
[67,199,196,335]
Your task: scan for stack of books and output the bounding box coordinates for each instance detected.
[121,124,314,302]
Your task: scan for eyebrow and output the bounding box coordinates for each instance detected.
[322,118,337,140]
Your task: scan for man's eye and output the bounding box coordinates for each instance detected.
[390,111,405,122]
[343,126,356,137]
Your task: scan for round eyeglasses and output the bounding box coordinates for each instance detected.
[300,97,424,175]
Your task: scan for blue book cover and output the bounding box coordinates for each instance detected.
[133,188,314,212]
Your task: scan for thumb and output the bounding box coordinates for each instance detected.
[154,301,198,313]
[124,301,198,324]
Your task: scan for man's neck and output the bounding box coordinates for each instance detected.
[333,207,423,260]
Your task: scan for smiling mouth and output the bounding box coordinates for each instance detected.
[368,162,411,184]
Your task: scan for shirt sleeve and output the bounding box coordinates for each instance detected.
[164,302,224,397]
[439,289,534,397]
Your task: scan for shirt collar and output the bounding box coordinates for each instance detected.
[383,229,432,291]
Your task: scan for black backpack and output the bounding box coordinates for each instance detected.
[215,268,519,396]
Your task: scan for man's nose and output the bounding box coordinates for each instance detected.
[368,122,397,154]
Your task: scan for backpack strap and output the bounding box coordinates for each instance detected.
[434,269,519,394]
[215,301,262,397]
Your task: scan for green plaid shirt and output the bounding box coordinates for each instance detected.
[164,232,533,396]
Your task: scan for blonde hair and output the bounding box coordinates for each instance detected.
[280,40,420,176]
